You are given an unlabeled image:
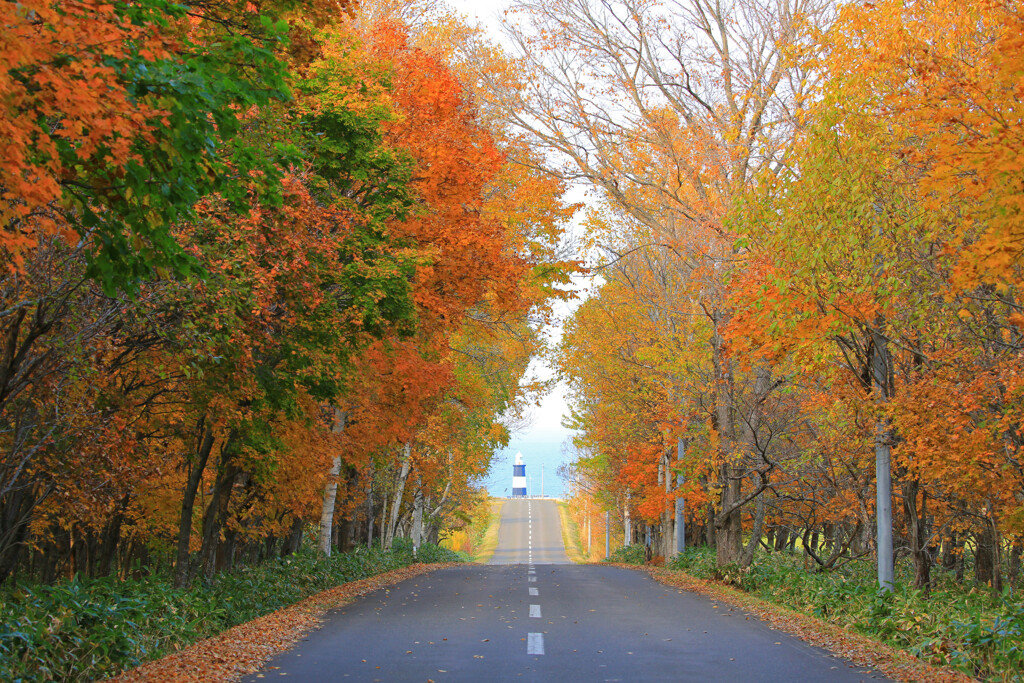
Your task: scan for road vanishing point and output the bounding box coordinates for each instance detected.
[245,499,889,682]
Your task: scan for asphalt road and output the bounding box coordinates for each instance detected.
[245,498,890,682]
[490,499,569,565]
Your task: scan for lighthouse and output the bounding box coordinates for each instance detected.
[512,452,527,498]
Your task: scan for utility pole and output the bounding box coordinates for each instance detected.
[872,201,894,593]
[675,437,685,555]
[605,511,610,558]
[624,493,632,546]
[873,327,894,592]
[587,509,592,556]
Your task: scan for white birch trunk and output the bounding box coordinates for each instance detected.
[384,442,413,550]
[317,410,348,557]
[411,474,424,556]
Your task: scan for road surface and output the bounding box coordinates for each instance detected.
[490,498,569,565]
[245,498,889,681]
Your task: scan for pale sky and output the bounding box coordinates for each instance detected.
[446,0,509,37]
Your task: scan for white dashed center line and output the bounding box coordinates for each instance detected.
[527,632,545,655]
[524,501,545,655]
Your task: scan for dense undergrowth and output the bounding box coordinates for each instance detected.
[605,543,647,565]
[0,539,464,682]
[607,544,1022,681]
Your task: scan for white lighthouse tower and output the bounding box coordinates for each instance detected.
[512,452,527,498]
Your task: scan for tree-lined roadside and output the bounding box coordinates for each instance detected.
[508,1,1024,678]
[0,0,572,592]
[4,0,1023,680]
[0,541,463,681]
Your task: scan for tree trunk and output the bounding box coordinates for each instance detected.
[660,451,674,558]
[318,410,348,557]
[715,460,743,565]
[736,366,774,569]
[777,527,791,551]
[411,474,424,555]
[380,489,388,541]
[704,503,715,548]
[173,420,215,588]
[738,493,767,569]
[335,514,352,553]
[0,485,41,584]
[281,517,304,556]
[384,443,413,550]
[196,433,240,581]
[217,472,251,574]
[941,528,958,571]
[974,520,1003,592]
[711,309,742,566]
[366,463,376,548]
[1009,542,1022,586]
[902,478,931,593]
[98,494,130,578]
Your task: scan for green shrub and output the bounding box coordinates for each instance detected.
[0,542,463,682]
[604,543,646,564]
[667,546,717,576]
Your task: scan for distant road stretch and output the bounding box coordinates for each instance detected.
[490,498,569,565]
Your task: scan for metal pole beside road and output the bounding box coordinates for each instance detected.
[605,511,610,558]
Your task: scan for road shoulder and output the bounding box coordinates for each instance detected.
[471,498,505,563]
[555,499,587,563]
[628,564,973,683]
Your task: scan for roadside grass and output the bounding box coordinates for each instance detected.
[470,499,505,563]
[604,542,646,565]
[556,500,588,564]
[0,539,463,682]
